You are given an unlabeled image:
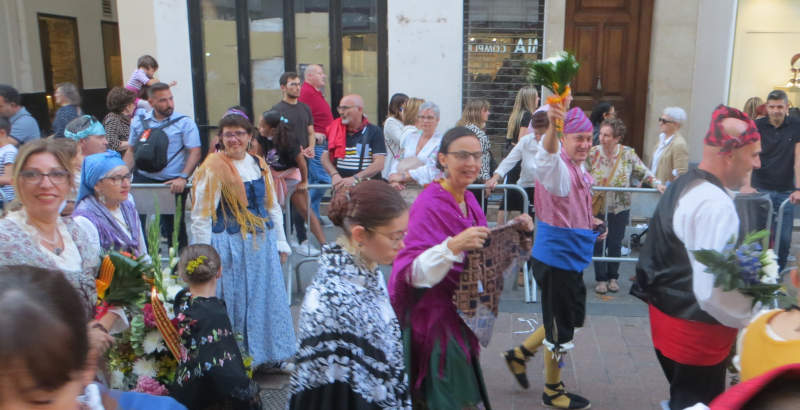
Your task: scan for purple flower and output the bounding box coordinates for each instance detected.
[736,243,762,285]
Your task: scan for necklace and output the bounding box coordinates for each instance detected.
[38,228,63,256]
[439,179,464,204]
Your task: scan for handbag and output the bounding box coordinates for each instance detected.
[591,149,622,216]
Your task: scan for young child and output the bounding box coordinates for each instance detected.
[0,117,18,211]
[170,244,262,410]
[126,55,177,111]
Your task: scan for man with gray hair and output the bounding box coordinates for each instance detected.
[0,84,41,145]
[651,106,689,184]
[299,64,333,222]
[321,94,386,190]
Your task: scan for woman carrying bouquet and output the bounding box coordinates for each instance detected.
[631,105,763,409]
[190,110,295,369]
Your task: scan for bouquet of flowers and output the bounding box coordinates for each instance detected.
[528,51,581,134]
[105,201,186,394]
[691,230,782,307]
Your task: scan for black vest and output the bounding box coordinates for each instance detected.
[631,168,728,324]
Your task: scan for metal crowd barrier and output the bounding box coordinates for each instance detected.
[591,186,661,264]
[773,197,799,273]
[285,183,537,302]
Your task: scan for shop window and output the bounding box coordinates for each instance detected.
[38,14,83,93]
[342,0,378,122]
[250,0,285,113]
[463,0,545,143]
[295,0,331,99]
[201,0,240,122]
[101,22,123,88]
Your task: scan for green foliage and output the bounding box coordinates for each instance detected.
[102,251,151,308]
[527,51,581,95]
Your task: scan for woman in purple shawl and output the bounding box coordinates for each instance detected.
[389,127,532,409]
[73,150,147,258]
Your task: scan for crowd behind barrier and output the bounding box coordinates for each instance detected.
[127,182,718,304]
[130,182,792,305]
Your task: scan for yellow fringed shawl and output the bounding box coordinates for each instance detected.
[191,152,274,239]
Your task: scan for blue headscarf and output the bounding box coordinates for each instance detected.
[78,150,126,203]
[65,115,106,140]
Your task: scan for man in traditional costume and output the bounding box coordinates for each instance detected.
[502,105,603,410]
[631,105,762,409]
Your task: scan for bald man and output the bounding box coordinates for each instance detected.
[321,94,386,189]
[299,64,334,220]
[632,105,762,409]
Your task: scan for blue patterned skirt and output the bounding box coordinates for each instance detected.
[212,228,297,365]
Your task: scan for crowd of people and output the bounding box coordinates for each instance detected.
[1,50,800,410]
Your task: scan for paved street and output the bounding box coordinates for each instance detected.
[255,208,800,409]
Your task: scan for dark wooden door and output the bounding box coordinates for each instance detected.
[565,0,654,154]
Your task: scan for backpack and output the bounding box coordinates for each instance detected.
[133,115,186,173]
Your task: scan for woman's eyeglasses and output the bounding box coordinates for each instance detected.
[221,130,249,139]
[19,169,70,185]
[368,228,407,247]
[658,117,675,124]
[102,172,134,184]
[446,151,483,162]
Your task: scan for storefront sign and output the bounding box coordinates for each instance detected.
[469,38,540,54]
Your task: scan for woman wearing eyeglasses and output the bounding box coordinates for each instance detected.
[0,138,119,373]
[190,111,295,370]
[651,107,689,184]
[290,180,411,409]
[389,127,533,409]
[72,150,147,258]
[387,101,443,203]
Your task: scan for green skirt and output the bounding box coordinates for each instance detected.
[404,328,491,410]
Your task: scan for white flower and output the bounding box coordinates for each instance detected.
[109,370,126,389]
[167,284,184,301]
[143,331,166,354]
[132,357,157,378]
[760,249,780,284]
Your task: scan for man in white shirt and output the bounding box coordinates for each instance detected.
[632,105,762,409]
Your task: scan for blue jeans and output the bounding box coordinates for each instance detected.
[759,189,794,271]
[308,145,331,218]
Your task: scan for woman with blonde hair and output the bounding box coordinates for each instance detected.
[499,86,539,222]
[743,96,764,120]
[457,99,492,209]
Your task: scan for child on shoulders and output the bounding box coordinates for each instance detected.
[170,244,262,410]
[126,55,177,111]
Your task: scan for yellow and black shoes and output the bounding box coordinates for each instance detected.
[542,382,591,409]
[502,345,535,389]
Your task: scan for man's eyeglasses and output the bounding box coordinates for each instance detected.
[337,105,355,112]
[658,117,675,124]
[19,169,70,185]
[445,151,482,162]
[102,172,134,184]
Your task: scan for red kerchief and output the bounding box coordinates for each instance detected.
[704,104,760,152]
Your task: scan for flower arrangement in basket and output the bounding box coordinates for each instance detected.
[691,230,783,307]
[527,51,581,135]
[103,200,187,394]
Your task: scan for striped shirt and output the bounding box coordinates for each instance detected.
[335,124,386,177]
[0,144,18,202]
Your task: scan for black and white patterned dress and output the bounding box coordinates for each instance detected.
[289,243,411,410]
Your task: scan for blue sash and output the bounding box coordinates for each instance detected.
[532,220,598,272]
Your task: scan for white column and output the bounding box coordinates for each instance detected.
[117,0,194,117]
[687,0,738,164]
[387,0,463,132]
